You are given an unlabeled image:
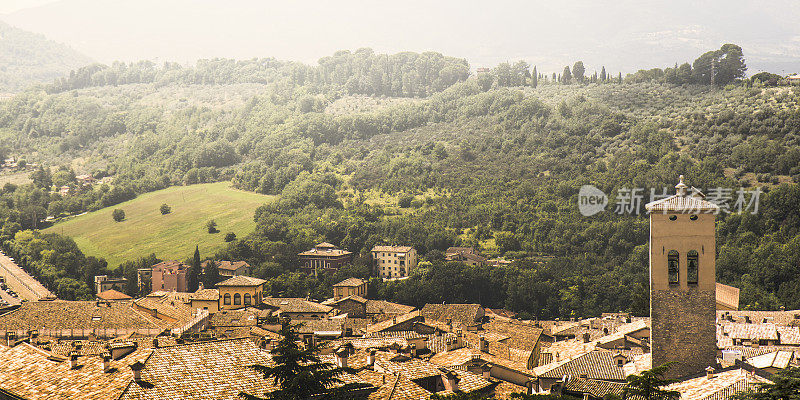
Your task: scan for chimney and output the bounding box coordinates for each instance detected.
[479,335,488,352]
[335,348,349,369]
[446,318,453,329]
[410,343,417,358]
[457,329,464,347]
[367,348,376,367]
[392,317,397,325]
[481,363,491,379]
[582,332,590,343]
[5,331,15,347]
[444,371,460,392]
[130,361,145,383]
[69,352,79,369]
[705,366,715,378]
[102,353,112,373]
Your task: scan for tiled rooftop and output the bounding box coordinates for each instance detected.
[0,341,151,400]
[0,300,167,334]
[420,304,483,328]
[261,298,333,314]
[216,276,266,287]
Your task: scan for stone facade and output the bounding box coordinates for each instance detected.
[646,177,720,380]
[335,298,367,318]
[651,289,717,379]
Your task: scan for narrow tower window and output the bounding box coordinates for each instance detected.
[687,250,699,284]
[667,250,679,284]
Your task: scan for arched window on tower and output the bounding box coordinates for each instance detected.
[687,250,699,284]
[667,250,679,284]
[244,293,251,306]
[234,293,242,305]
[223,293,231,305]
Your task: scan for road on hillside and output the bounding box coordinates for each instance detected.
[0,251,54,301]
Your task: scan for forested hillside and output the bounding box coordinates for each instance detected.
[0,47,798,318]
[0,21,92,92]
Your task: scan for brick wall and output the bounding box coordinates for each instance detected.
[651,289,716,379]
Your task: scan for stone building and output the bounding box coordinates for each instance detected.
[371,245,418,279]
[333,277,368,300]
[644,175,719,379]
[150,261,190,293]
[217,276,266,310]
[298,242,353,276]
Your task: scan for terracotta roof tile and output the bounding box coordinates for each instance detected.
[333,278,366,287]
[216,276,266,287]
[0,341,151,400]
[97,289,132,301]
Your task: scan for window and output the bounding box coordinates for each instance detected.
[234,293,242,305]
[687,250,699,284]
[690,215,698,221]
[667,250,679,284]
[244,293,251,305]
[669,215,677,221]
[223,293,231,305]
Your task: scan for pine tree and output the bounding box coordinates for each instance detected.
[188,245,201,292]
[622,363,680,400]
[531,66,538,88]
[242,318,369,400]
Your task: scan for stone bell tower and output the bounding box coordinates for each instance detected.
[644,175,718,379]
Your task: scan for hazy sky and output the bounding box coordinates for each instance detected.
[3,0,800,74]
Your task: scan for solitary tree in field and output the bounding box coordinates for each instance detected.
[160,203,171,215]
[224,232,236,242]
[112,209,125,222]
[206,219,218,233]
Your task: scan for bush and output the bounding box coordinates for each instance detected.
[398,195,414,208]
[206,219,218,233]
[112,209,125,222]
[160,203,171,215]
[224,232,236,242]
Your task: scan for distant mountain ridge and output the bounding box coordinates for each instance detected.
[0,20,93,92]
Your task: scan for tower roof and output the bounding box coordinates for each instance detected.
[644,175,719,213]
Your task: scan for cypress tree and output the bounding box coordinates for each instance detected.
[532,66,538,88]
[600,66,607,82]
[618,72,623,83]
[189,245,201,292]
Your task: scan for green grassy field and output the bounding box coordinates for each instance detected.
[44,182,274,267]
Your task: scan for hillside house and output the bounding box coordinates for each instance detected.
[298,242,352,276]
[372,245,418,279]
[204,260,251,278]
[333,277,368,300]
[94,275,127,294]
